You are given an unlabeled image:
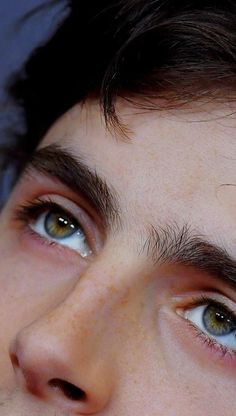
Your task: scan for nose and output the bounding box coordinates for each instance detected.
[9,294,114,415]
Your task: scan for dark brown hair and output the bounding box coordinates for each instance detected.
[10,0,236,154]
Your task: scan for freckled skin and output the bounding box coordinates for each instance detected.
[0,99,236,415]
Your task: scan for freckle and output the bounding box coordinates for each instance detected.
[120,296,129,306]
[107,284,119,294]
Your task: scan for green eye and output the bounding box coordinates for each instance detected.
[203,304,235,337]
[184,301,236,351]
[29,205,92,257]
[45,211,79,239]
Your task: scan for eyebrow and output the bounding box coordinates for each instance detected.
[25,144,236,289]
[25,144,121,231]
[142,223,236,288]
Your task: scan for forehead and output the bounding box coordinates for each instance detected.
[41,100,236,243]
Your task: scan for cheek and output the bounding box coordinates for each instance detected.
[0,238,82,352]
[0,259,78,318]
[0,240,81,390]
[0,203,88,328]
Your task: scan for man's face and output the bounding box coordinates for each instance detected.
[0,99,236,415]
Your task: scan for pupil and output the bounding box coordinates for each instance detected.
[58,216,69,228]
[215,311,226,323]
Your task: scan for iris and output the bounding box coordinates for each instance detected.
[203,304,236,337]
[45,211,79,239]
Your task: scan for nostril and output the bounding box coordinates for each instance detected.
[10,352,19,369]
[49,379,86,401]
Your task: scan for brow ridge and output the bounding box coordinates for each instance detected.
[25,145,236,289]
[143,222,236,287]
[25,144,122,231]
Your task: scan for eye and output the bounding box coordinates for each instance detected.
[184,302,236,350]
[30,206,92,258]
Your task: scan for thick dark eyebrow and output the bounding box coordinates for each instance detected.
[143,223,236,288]
[24,144,121,231]
[24,145,236,288]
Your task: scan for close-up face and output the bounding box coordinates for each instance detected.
[0,99,236,415]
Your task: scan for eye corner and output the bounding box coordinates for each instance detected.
[175,307,185,318]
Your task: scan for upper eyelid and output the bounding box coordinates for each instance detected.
[17,199,80,223]
[15,192,93,222]
[15,173,108,236]
[182,296,236,323]
[175,293,235,316]
[22,150,122,233]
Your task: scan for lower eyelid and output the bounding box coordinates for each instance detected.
[27,227,67,250]
[188,319,234,356]
[20,225,89,264]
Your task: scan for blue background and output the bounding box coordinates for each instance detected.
[0,0,68,205]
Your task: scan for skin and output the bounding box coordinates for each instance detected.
[0,98,236,415]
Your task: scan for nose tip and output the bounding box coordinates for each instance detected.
[10,341,44,396]
[10,349,86,402]
[9,331,112,415]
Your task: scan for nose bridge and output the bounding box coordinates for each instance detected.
[56,249,142,338]
[47,256,134,342]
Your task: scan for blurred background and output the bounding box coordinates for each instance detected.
[0,0,68,206]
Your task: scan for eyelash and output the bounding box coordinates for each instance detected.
[15,198,72,223]
[183,295,236,360]
[188,321,235,360]
[14,198,88,252]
